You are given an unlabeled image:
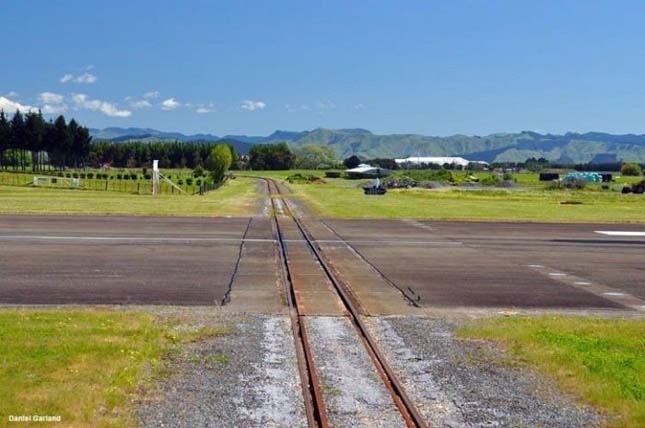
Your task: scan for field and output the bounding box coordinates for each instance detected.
[459,316,645,428]
[239,170,645,223]
[0,308,224,428]
[0,176,259,217]
[0,169,209,195]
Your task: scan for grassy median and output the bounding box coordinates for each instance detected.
[458,316,645,428]
[0,309,221,428]
[0,176,259,217]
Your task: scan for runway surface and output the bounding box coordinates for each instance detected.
[0,215,642,310]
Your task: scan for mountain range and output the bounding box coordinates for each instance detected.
[89,127,645,164]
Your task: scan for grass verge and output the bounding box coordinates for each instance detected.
[0,176,259,217]
[0,308,224,428]
[458,316,645,428]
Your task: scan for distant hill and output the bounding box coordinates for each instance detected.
[89,127,255,155]
[89,127,220,141]
[89,127,645,163]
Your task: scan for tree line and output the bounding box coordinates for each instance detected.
[89,140,236,169]
[0,110,92,171]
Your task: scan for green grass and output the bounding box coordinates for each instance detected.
[0,170,209,195]
[0,176,260,217]
[0,309,225,428]
[241,170,645,222]
[458,316,645,428]
[291,182,645,222]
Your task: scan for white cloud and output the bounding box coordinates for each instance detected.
[39,92,64,104]
[196,103,215,114]
[60,72,97,84]
[131,99,152,109]
[5,91,19,98]
[75,72,97,83]
[354,103,366,110]
[42,104,68,114]
[0,96,37,112]
[161,97,180,110]
[143,91,160,100]
[39,92,67,114]
[72,93,131,117]
[317,99,336,110]
[241,99,266,111]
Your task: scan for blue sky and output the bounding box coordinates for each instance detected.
[2,1,645,136]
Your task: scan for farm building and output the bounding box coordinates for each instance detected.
[395,156,487,168]
[345,163,392,178]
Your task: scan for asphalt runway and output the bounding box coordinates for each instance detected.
[0,215,642,310]
[322,219,645,310]
[0,215,272,305]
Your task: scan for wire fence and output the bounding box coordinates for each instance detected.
[0,171,224,195]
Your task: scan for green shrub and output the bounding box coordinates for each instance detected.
[325,171,341,178]
[480,174,502,186]
[186,178,193,185]
[177,179,183,185]
[116,174,122,180]
[286,173,324,184]
[130,173,137,180]
[123,174,130,180]
[563,179,587,189]
[401,169,455,183]
[87,173,94,179]
[144,174,151,180]
[621,163,643,176]
[79,173,86,179]
[72,173,79,179]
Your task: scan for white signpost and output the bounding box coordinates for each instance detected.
[152,160,160,196]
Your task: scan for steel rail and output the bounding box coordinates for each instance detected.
[319,219,422,307]
[265,179,329,428]
[266,178,427,428]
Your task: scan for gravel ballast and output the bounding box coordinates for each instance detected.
[305,316,406,428]
[138,312,306,428]
[364,316,603,428]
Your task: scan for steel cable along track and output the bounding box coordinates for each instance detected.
[265,178,427,428]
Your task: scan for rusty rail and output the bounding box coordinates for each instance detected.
[265,178,427,428]
[266,179,329,428]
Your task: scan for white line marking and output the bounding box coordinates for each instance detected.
[0,235,275,243]
[527,264,544,268]
[595,231,645,236]
[603,292,626,297]
[574,281,592,286]
[548,272,567,277]
[311,239,462,245]
[0,235,461,246]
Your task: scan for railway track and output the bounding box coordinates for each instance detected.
[264,178,426,428]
